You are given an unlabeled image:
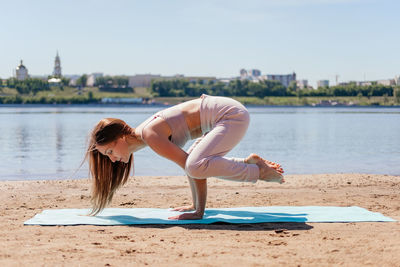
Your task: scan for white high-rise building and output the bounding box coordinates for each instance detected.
[239,69,261,79]
[128,74,162,88]
[297,80,308,89]
[250,69,261,77]
[53,51,62,77]
[15,60,29,81]
[240,69,248,79]
[394,75,400,85]
[317,80,329,88]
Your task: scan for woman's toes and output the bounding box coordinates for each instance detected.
[258,161,284,183]
[246,154,284,177]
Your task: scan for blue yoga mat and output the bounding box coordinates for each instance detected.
[24,206,395,225]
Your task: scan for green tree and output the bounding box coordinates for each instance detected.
[96,76,106,86]
[209,81,229,96]
[9,78,50,95]
[88,91,94,100]
[76,74,88,87]
[114,76,129,86]
[394,87,400,104]
[286,81,297,96]
[6,78,17,88]
[229,79,245,96]
[262,80,286,96]
[247,82,265,97]
[61,77,70,86]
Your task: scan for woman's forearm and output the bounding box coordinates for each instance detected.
[193,178,207,217]
[187,176,198,209]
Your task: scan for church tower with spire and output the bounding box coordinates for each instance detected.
[53,51,62,77]
[16,60,29,80]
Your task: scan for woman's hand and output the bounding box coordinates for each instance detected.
[171,205,196,212]
[168,212,203,220]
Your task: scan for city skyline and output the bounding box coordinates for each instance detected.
[9,52,398,89]
[1,0,399,87]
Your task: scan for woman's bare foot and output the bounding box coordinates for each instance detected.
[245,153,284,174]
[244,153,285,183]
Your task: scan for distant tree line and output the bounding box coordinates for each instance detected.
[151,78,399,98]
[2,76,399,99]
[151,79,288,97]
[95,76,133,93]
[4,77,72,95]
[296,82,395,97]
[5,78,50,94]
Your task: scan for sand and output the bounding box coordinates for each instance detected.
[0,173,399,266]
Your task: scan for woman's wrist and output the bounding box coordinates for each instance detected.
[194,208,204,218]
[193,211,204,219]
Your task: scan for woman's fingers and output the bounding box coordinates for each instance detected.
[171,206,195,212]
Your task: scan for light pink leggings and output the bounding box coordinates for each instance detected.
[184,95,259,183]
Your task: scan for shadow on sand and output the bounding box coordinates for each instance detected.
[96,209,314,231]
[129,222,313,231]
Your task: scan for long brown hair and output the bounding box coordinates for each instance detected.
[86,118,134,215]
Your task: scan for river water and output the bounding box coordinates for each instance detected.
[0,105,399,180]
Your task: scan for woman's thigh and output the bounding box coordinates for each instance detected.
[188,111,250,161]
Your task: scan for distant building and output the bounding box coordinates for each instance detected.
[240,69,297,87]
[338,82,350,86]
[53,52,62,77]
[240,69,261,79]
[15,60,29,81]
[377,79,395,86]
[317,80,329,88]
[250,69,261,77]
[395,75,400,85]
[240,69,248,78]
[218,78,232,84]
[129,74,162,88]
[265,72,296,88]
[356,81,372,86]
[243,75,260,83]
[87,73,104,87]
[297,80,308,89]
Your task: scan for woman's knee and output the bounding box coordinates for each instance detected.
[185,157,209,179]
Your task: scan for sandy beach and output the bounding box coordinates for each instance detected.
[1,173,399,266]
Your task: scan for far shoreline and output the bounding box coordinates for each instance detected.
[1,103,400,108]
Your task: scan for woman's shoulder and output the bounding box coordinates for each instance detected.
[135,114,158,139]
[137,114,171,141]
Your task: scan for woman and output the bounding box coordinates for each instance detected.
[86,94,284,220]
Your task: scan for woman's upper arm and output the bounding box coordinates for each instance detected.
[142,124,188,170]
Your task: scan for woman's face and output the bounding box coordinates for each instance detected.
[96,137,130,163]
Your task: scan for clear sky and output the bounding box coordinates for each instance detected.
[1,0,399,87]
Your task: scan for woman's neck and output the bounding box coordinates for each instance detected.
[127,133,147,153]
